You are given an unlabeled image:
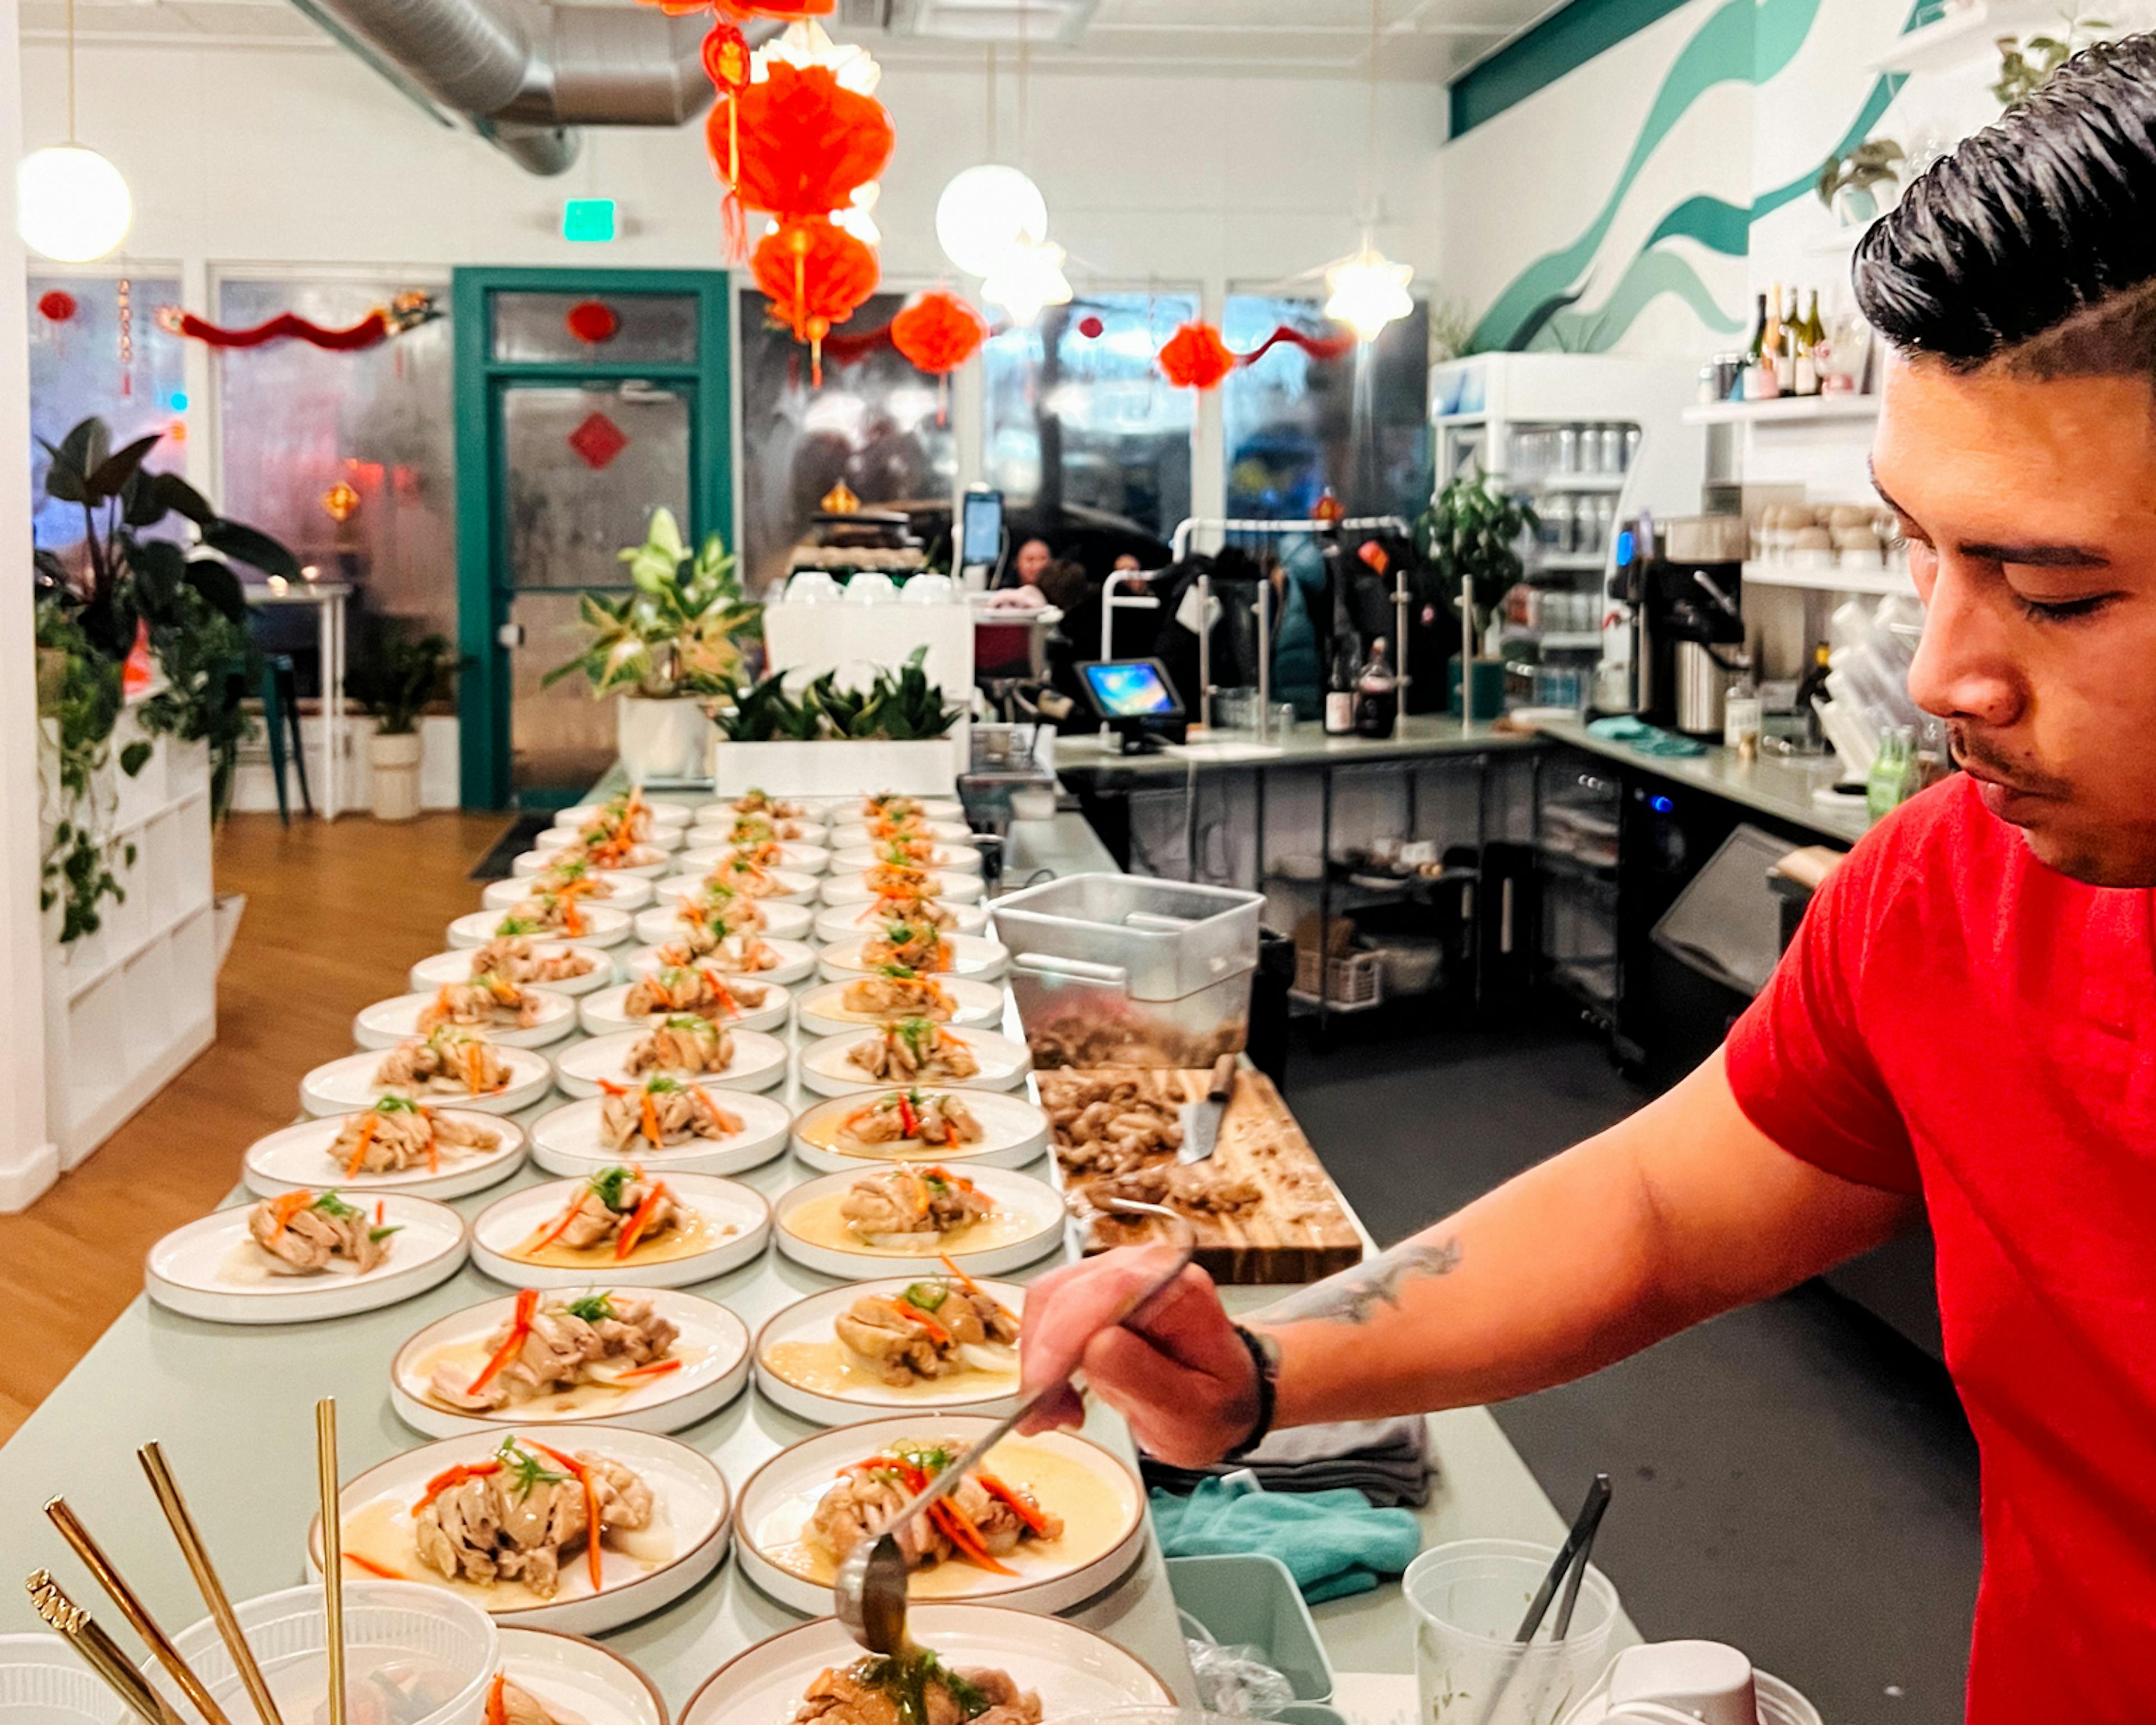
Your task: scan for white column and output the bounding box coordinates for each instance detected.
[1189,274,1227,530]
[0,0,60,1210]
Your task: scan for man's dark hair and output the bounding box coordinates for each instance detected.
[1856,33,2156,375]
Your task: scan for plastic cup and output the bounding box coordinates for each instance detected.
[1405,1539,1620,1725]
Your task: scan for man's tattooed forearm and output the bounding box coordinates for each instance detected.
[1254,1235,1463,1326]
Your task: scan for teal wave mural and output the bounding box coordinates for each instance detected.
[1542,247,1748,353]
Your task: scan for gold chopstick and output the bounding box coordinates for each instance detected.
[25,1568,186,1725]
[43,1497,235,1725]
[137,1444,285,1725]
[314,1400,346,1725]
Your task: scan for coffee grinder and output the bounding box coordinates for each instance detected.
[1628,515,1750,736]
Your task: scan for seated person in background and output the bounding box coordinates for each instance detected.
[1038,560,1105,728]
[983,535,1054,610]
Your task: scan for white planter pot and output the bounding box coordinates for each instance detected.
[711,737,958,797]
[368,729,424,823]
[617,695,713,786]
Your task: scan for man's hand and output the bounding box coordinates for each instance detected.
[1016,1253,1259,1467]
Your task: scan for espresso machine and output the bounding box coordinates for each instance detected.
[1625,515,1750,736]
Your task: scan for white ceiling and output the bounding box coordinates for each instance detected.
[19,0,1554,81]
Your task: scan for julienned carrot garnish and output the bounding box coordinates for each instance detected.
[976,1472,1051,1537]
[269,1190,313,1231]
[896,1093,919,1139]
[342,1112,382,1178]
[530,1189,590,1252]
[889,1295,950,1345]
[376,1201,386,1226]
[612,1357,682,1382]
[640,1088,663,1149]
[698,970,739,1016]
[615,1181,672,1259]
[467,1289,541,1395]
[344,1552,405,1580]
[529,1442,605,1592]
[595,1078,629,1098]
[485,1673,509,1725]
[690,1086,742,1135]
[412,1460,501,1516]
[930,1499,1016,1575]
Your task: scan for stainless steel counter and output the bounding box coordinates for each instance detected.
[1054,715,1541,782]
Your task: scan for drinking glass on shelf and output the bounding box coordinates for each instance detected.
[1556,427,1579,474]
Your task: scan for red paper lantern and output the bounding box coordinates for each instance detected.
[37,289,77,323]
[710,62,893,220]
[716,0,833,15]
[890,291,986,376]
[753,216,880,385]
[1076,314,1105,339]
[1158,320,1237,391]
[565,299,620,345]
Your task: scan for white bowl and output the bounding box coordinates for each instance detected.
[309,1429,731,1637]
[622,938,816,988]
[789,1088,1047,1173]
[901,573,957,604]
[751,1276,1027,1426]
[771,1165,1066,1279]
[792,975,1007,1037]
[818,933,1010,983]
[390,1289,752,1440]
[822,870,983,907]
[846,572,898,605]
[633,898,813,946]
[450,906,633,949]
[355,989,579,1051]
[528,1093,792,1180]
[0,1633,126,1725]
[553,1028,790,1099]
[649,867,819,906]
[812,900,990,943]
[146,1195,469,1324]
[300,1047,555,1119]
[497,1628,668,1725]
[796,1025,1031,1098]
[830,845,984,874]
[577,979,791,1039]
[243,1111,528,1202]
[484,874,654,914]
[410,946,616,998]
[677,841,832,876]
[471,1173,773,1290]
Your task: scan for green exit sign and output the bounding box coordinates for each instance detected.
[563,199,617,243]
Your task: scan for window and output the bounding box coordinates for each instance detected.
[215,276,456,648]
[737,288,957,596]
[28,274,186,551]
[983,291,1196,540]
[1222,293,1431,524]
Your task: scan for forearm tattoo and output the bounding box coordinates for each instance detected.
[1255,1235,1463,1326]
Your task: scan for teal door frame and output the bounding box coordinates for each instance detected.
[453,267,734,810]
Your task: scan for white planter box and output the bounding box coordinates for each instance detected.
[618,695,715,786]
[711,737,960,797]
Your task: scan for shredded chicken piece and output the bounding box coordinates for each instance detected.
[860,794,926,823]
[846,1019,980,1084]
[833,1277,1019,1386]
[1082,1162,1264,1217]
[726,814,814,844]
[427,1291,679,1413]
[622,966,764,1021]
[703,857,783,897]
[418,974,541,1033]
[861,923,952,972]
[527,1167,681,1256]
[838,1090,983,1150]
[841,971,956,1023]
[597,1078,742,1152]
[656,932,778,974]
[492,1678,561,1725]
[793,1658,1041,1725]
[410,1439,652,1600]
[864,863,940,900]
[625,1016,734,1077]
[854,894,957,932]
[331,1101,499,1174]
[248,1190,389,1276]
[840,1167,991,1245]
[725,788,808,820]
[1047,1079,1184,1175]
[375,1028,514,1097]
[669,889,765,943]
[804,1438,1062,1573]
[531,860,615,900]
[471,938,600,987]
[543,838,664,873]
[497,893,593,938]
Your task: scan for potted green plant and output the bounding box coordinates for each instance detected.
[1993,17,2110,109]
[345,629,457,822]
[1415,472,1537,721]
[545,507,762,785]
[1816,138,1904,228]
[710,647,964,795]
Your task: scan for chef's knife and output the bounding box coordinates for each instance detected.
[1177,1053,1239,1164]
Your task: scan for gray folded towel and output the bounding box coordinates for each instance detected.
[1139,1415,1432,1508]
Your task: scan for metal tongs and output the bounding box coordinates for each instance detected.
[834,1198,1197,1656]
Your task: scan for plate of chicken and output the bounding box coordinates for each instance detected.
[789,1089,1048,1174]
[473,1169,772,1289]
[753,1274,1027,1426]
[357,980,579,1051]
[451,901,634,951]
[529,1083,792,1179]
[679,1608,1172,1725]
[518,839,674,879]
[493,1627,668,1725]
[677,838,832,878]
[302,1031,555,1119]
[146,1190,469,1323]
[623,934,816,989]
[829,842,985,877]
[799,1021,1031,1099]
[847,792,967,825]
[483,869,654,915]
[649,860,821,908]
[309,1426,731,1636]
[244,1102,528,1202]
[554,1023,789,1101]
[812,897,990,945]
[826,823,977,856]
[695,788,826,825]
[633,891,813,949]
[550,791,691,843]
[735,1416,1145,1618]
[578,969,790,1037]
[412,940,615,1000]
[687,809,826,845]
[818,932,1011,985]
[391,1288,752,1439]
[773,1166,1065,1279]
[822,868,985,909]
[793,973,1006,1038]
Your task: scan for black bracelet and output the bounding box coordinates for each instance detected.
[1219,1325,1280,1463]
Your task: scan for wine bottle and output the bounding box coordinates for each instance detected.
[1774,287,1798,395]
[1758,286,1785,400]
[1742,293,1769,399]
[1793,289,1817,398]
[1324,629,1360,735]
[1803,291,1827,394]
[1354,637,1398,740]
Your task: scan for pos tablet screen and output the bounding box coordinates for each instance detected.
[1079,659,1184,721]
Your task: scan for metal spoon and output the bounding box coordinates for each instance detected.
[834,1199,1198,1656]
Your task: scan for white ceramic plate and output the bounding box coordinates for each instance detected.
[243,1111,529,1201]
[825,819,975,849]
[789,1089,1047,1174]
[752,1276,1026,1427]
[771,1165,1066,1279]
[623,939,816,988]
[300,1047,556,1119]
[792,976,1006,1037]
[529,1093,792,1180]
[515,848,672,880]
[812,901,990,943]
[633,899,813,947]
[146,1194,469,1325]
[734,1414,1145,1618]
[471,1174,773,1290]
[553,1029,789,1099]
[676,841,830,877]
[678,1606,1172,1725]
[451,906,633,950]
[355,989,579,1051]
[577,980,791,1039]
[822,871,983,907]
[308,1425,730,1637]
[648,868,819,907]
[390,1289,752,1439]
[558,800,693,832]
[410,946,616,999]
[797,1026,1031,1098]
[830,845,984,875]
[819,934,1010,983]
[497,1628,668,1725]
[484,874,654,914]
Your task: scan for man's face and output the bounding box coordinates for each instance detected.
[1875,353,2156,886]
[1015,540,1052,584]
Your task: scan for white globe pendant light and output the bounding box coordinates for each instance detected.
[1324,244,1414,343]
[935,163,1048,279]
[980,236,1071,326]
[18,145,132,263]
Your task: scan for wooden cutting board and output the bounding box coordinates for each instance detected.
[1037,1065,1365,1285]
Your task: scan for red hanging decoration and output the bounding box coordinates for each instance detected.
[701,22,751,184]
[716,0,834,16]
[1158,320,1237,391]
[1239,323,1360,366]
[753,215,880,387]
[708,63,893,258]
[568,412,630,471]
[1076,314,1105,340]
[36,289,77,323]
[565,299,620,345]
[154,293,440,352]
[890,291,986,376]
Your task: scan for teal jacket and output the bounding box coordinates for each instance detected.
[1272,537,1328,720]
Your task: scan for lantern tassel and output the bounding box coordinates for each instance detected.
[721,192,746,264]
[937,373,949,428]
[728,105,739,185]
[792,245,808,343]
[811,332,824,390]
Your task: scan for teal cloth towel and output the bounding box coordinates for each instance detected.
[1587,714,1709,758]
[1150,1477,1423,1604]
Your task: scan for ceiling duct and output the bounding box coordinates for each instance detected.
[289,0,782,175]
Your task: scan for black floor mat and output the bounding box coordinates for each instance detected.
[469,813,554,881]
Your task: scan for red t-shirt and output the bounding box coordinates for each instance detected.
[1726,773,2156,1721]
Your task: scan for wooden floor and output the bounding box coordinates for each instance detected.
[0,810,512,1443]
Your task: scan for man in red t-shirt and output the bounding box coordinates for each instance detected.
[1018,39,2156,1721]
